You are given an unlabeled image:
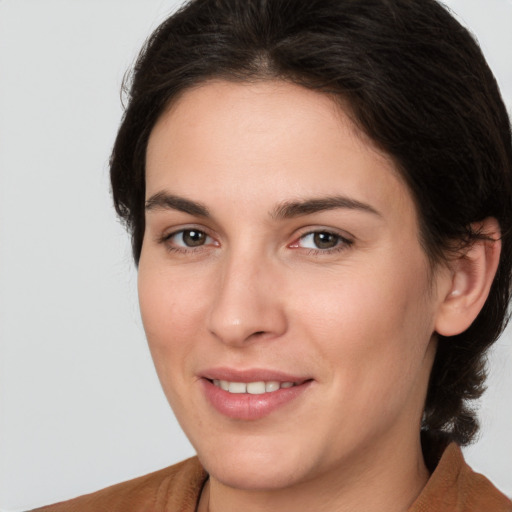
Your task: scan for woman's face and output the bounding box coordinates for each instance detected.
[139,80,449,490]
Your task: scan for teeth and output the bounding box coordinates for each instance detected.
[247,381,265,394]
[212,379,297,394]
[228,382,247,394]
[265,381,280,392]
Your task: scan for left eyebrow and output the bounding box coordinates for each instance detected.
[271,196,382,219]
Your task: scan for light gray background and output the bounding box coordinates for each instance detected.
[0,1,511,510]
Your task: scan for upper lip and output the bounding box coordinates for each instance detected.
[200,367,310,383]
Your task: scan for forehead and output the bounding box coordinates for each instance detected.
[145,80,415,223]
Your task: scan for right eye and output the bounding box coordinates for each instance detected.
[162,229,217,251]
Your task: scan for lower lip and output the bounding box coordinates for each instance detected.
[202,379,312,420]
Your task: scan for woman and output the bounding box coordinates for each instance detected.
[34,0,512,510]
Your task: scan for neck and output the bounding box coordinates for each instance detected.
[199,433,430,512]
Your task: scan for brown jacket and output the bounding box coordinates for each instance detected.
[31,444,511,511]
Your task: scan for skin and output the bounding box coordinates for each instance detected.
[139,80,457,512]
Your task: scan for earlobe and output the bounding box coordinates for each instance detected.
[435,218,501,337]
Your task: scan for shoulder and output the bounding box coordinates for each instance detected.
[28,457,207,512]
[409,443,512,512]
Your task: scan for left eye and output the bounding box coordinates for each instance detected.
[296,231,346,250]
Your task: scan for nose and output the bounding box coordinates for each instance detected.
[207,253,288,347]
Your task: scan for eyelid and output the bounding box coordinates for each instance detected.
[288,227,354,253]
[289,226,354,244]
[158,225,220,251]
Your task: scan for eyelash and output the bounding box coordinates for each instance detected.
[290,230,354,255]
[158,228,354,255]
[159,228,217,254]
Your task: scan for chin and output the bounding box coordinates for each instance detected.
[193,434,324,491]
[203,457,306,491]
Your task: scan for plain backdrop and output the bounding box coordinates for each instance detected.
[0,0,511,510]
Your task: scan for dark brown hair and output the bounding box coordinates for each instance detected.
[110,0,512,446]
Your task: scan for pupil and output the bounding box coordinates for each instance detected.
[183,230,205,247]
[313,232,337,249]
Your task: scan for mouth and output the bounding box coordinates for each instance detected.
[200,371,313,420]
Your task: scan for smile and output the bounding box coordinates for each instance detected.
[202,373,312,420]
[211,379,297,394]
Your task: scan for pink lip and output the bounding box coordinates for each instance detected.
[199,367,313,421]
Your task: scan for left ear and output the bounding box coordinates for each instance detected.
[435,217,501,337]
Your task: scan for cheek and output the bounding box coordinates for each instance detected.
[292,254,434,393]
[137,261,210,376]
[295,272,434,446]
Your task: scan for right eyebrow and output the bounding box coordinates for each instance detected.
[145,192,210,217]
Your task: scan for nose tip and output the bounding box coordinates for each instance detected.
[209,305,285,346]
[212,318,265,345]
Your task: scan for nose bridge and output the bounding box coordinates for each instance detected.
[207,246,286,346]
